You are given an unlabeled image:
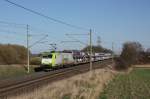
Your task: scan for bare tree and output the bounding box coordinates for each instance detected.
[115,42,144,70]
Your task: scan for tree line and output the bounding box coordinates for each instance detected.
[115,42,150,70]
[0,44,27,65]
[0,42,149,67]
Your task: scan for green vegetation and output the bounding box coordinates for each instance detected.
[99,68,150,99]
[0,65,35,80]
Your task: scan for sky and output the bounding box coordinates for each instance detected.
[0,0,150,53]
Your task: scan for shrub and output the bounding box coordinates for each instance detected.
[0,44,28,64]
[30,57,41,65]
[115,42,144,70]
[114,57,128,70]
[139,51,150,64]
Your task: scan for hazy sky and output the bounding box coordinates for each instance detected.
[0,0,150,53]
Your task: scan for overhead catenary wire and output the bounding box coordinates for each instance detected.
[66,34,88,45]
[0,20,50,36]
[29,26,55,37]
[4,0,89,31]
[0,28,27,43]
[0,20,51,38]
[3,0,100,74]
[29,34,48,48]
[0,20,26,28]
[66,33,90,36]
[0,29,26,35]
[0,20,57,52]
[4,0,99,43]
[0,33,26,41]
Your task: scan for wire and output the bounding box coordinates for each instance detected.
[4,0,89,31]
[92,29,100,37]
[66,33,89,36]
[66,34,88,45]
[0,32,26,41]
[29,35,48,48]
[0,20,51,37]
[0,29,26,35]
[29,26,51,36]
[0,20,26,26]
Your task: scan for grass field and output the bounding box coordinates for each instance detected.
[9,68,115,99]
[0,65,35,80]
[99,68,150,99]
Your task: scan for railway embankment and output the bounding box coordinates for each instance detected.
[9,67,116,99]
[0,60,113,98]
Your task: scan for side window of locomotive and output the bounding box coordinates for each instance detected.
[43,56,47,58]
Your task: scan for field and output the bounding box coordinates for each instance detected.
[99,68,150,99]
[0,65,35,80]
[5,65,150,99]
[9,68,115,99]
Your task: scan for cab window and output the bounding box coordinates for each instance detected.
[43,54,52,58]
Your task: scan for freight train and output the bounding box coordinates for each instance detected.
[39,51,112,70]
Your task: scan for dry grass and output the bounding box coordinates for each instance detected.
[9,68,115,99]
[134,64,150,68]
[0,65,35,79]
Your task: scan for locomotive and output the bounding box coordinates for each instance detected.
[41,51,74,69]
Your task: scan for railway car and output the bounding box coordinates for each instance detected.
[35,50,112,72]
[41,52,74,69]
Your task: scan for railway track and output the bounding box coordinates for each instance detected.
[0,59,112,98]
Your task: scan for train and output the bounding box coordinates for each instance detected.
[39,50,112,70]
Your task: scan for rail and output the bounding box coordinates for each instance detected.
[0,59,112,98]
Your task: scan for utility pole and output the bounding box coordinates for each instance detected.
[90,29,92,71]
[27,24,30,73]
[65,32,92,72]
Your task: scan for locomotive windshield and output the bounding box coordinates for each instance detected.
[42,54,52,58]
